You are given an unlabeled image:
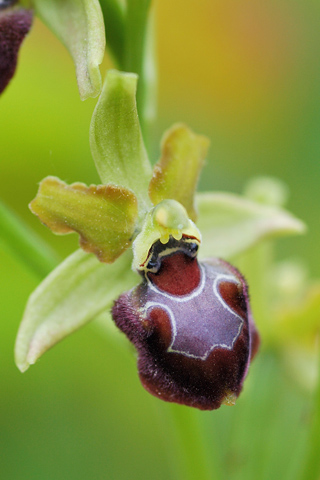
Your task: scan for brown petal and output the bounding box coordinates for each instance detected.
[30,176,138,263]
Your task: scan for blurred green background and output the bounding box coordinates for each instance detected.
[1,1,319,479]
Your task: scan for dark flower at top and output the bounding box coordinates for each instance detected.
[0,4,33,94]
[0,0,105,98]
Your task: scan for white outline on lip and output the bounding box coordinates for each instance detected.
[143,268,244,360]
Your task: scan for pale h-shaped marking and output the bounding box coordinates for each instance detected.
[143,264,244,360]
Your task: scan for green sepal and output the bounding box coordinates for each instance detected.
[132,199,201,270]
[31,0,105,100]
[196,192,306,260]
[15,249,138,372]
[243,176,289,207]
[29,176,138,263]
[90,69,152,213]
[149,124,210,222]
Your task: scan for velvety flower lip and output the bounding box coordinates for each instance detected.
[112,236,260,410]
[0,6,33,94]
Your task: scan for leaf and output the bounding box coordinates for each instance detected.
[0,199,59,278]
[89,69,152,213]
[32,0,105,100]
[149,124,210,222]
[15,249,138,372]
[196,192,306,260]
[29,176,138,263]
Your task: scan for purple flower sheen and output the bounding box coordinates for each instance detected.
[0,6,33,94]
[112,237,260,410]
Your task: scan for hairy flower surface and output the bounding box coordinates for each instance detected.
[113,235,259,410]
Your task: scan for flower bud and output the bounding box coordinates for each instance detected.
[112,236,259,410]
[0,5,33,94]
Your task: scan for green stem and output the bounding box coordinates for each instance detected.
[125,0,151,100]
[0,200,59,278]
[124,0,156,144]
[298,347,320,480]
[168,404,214,480]
[99,0,126,67]
[100,0,157,151]
[139,5,157,152]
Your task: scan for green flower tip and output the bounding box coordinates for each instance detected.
[89,69,152,211]
[149,123,210,222]
[132,199,201,271]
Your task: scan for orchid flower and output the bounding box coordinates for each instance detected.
[14,70,305,410]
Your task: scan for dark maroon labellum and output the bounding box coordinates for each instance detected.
[112,237,259,410]
[0,1,17,10]
[0,7,33,94]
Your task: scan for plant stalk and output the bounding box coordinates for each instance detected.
[0,200,59,278]
[168,403,214,480]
